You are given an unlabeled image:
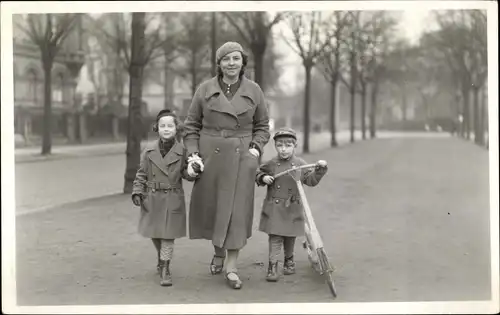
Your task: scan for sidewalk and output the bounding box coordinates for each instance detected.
[14,130,452,164]
[14,137,491,306]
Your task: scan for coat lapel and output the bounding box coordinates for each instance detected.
[148,140,183,177]
[148,141,168,176]
[163,140,183,167]
[233,77,258,115]
[204,76,237,118]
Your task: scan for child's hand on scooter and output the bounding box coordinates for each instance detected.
[262,175,274,185]
[315,160,328,172]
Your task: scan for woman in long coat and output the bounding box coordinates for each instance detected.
[183,41,270,289]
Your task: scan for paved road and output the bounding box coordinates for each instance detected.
[14,131,452,215]
[15,136,491,306]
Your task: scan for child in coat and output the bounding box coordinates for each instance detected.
[132,109,198,286]
[255,127,328,282]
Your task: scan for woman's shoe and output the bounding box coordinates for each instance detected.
[225,272,242,289]
[210,255,225,275]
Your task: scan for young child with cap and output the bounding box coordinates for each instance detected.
[255,127,328,282]
[131,109,198,287]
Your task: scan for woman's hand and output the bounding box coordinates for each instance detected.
[249,148,260,158]
[262,175,274,185]
[187,153,204,177]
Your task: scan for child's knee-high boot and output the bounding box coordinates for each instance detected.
[159,239,174,286]
[160,260,172,287]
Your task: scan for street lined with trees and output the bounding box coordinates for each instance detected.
[15,9,489,193]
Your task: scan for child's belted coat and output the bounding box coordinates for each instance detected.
[132,139,196,239]
[256,156,327,237]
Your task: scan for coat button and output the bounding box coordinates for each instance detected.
[277,185,281,189]
[152,189,156,193]
[277,163,281,166]
[236,148,240,153]
[275,199,279,204]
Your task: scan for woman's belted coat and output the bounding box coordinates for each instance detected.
[183,76,270,250]
[132,139,196,239]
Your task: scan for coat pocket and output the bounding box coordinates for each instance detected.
[168,192,185,214]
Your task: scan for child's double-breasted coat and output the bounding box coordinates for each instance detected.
[132,139,196,239]
[256,155,327,237]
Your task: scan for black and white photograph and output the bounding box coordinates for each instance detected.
[1,1,498,314]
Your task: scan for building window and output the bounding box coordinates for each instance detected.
[53,73,64,103]
[27,69,38,103]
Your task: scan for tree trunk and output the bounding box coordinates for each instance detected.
[211,12,217,77]
[462,87,471,140]
[349,59,356,143]
[123,12,146,194]
[253,48,265,90]
[41,56,54,155]
[163,63,170,109]
[480,86,487,148]
[472,87,481,145]
[361,82,366,140]
[401,86,408,122]
[329,79,338,147]
[369,81,378,139]
[303,64,312,154]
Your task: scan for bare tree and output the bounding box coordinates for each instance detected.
[317,11,350,147]
[16,14,80,155]
[338,11,362,143]
[223,12,285,91]
[123,12,147,194]
[363,11,399,139]
[283,12,334,153]
[429,10,487,144]
[178,12,211,97]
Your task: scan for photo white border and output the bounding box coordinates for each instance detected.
[1,1,498,314]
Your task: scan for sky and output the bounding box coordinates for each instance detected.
[78,9,436,96]
[274,9,435,95]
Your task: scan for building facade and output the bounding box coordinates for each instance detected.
[13,14,86,144]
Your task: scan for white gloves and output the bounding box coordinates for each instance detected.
[249,148,260,158]
[187,154,204,177]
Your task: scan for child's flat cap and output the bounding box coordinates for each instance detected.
[273,127,297,141]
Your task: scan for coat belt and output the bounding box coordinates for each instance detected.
[201,128,253,138]
[146,181,181,190]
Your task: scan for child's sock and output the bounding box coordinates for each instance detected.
[269,234,284,263]
[160,239,174,261]
[284,236,296,259]
[152,238,161,252]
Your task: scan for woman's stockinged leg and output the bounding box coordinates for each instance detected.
[225,249,240,280]
[214,245,226,266]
